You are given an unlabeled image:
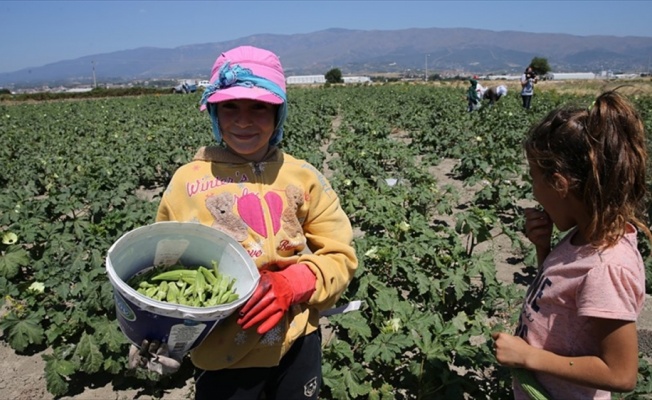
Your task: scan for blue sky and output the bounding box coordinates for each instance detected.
[1,0,651,74]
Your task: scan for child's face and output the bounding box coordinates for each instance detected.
[217,99,277,162]
[528,160,576,232]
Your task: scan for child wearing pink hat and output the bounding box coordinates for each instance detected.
[128,45,358,399]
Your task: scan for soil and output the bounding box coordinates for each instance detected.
[2,151,651,399]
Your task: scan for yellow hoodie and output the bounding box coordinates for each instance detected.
[156,145,358,370]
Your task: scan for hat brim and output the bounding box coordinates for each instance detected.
[207,86,284,105]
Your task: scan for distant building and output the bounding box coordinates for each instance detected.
[286,75,372,85]
[286,75,326,85]
[486,75,522,81]
[66,87,94,93]
[342,76,372,84]
[547,72,596,80]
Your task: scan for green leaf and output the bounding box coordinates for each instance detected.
[451,311,469,332]
[363,332,412,364]
[470,250,496,280]
[42,353,76,376]
[91,318,128,352]
[407,269,432,296]
[331,312,372,341]
[442,266,470,301]
[0,246,30,279]
[328,380,350,399]
[322,361,349,399]
[73,332,103,374]
[374,287,400,312]
[324,337,356,362]
[0,277,19,298]
[43,353,75,397]
[103,356,124,374]
[341,363,372,397]
[0,312,44,352]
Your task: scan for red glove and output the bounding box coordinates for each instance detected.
[237,263,316,335]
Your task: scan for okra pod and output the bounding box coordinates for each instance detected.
[195,268,206,301]
[512,368,551,400]
[199,266,218,285]
[152,269,197,284]
[166,282,179,303]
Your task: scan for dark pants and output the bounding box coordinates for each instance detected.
[522,94,532,109]
[194,331,322,400]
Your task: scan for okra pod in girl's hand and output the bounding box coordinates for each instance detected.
[511,368,552,400]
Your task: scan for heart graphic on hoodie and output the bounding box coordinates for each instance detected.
[236,191,283,238]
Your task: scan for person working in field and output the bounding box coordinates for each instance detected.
[128,45,358,399]
[492,89,650,399]
[468,78,507,111]
[483,85,508,106]
[467,77,484,112]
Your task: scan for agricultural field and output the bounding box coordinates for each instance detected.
[1,81,652,399]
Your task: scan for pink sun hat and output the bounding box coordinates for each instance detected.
[200,46,286,110]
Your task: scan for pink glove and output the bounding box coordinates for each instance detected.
[237,263,316,334]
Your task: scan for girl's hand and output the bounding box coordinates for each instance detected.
[492,332,533,368]
[523,207,553,250]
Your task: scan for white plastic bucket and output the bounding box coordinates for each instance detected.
[106,222,259,357]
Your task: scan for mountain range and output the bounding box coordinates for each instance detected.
[2,27,652,87]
